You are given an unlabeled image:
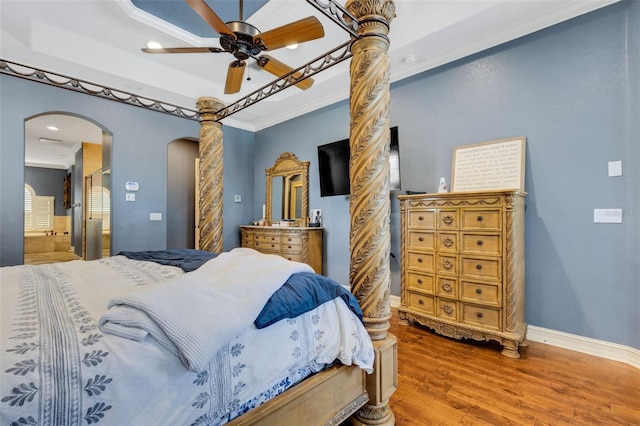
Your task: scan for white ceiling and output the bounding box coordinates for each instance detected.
[2,0,618,168]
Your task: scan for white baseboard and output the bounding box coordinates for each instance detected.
[527,325,640,369]
[389,295,639,369]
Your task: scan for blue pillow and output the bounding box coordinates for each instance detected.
[254,272,363,329]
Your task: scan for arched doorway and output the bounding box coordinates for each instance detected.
[24,112,112,263]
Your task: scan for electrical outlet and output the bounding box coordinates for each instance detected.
[234,195,242,203]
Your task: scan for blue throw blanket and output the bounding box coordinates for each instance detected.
[255,272,363,328]
[118,249,217,272]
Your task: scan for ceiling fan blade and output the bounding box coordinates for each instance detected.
[225,61,246,94]
[258,55,313,90]
[185,0,236,39]
[142,47,224,54]
[258,16,324,51]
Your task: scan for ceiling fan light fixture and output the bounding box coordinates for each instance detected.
[142,0,325,93]
[146,41,163,49]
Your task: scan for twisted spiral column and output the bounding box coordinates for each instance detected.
[196,97,225,254]
[346,1,397,425]
[504,194,517,332]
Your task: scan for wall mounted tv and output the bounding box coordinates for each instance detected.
[318,126,400,197]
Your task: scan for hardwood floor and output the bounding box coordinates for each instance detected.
[387,309,639,425]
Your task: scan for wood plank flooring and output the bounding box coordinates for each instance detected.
[387,309,639,425]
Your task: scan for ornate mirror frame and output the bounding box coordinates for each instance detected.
[265,152,309,226]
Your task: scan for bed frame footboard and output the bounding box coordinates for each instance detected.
[228,364,368,426]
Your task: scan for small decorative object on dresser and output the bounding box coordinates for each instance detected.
[397,190,527,358]
[310,209,322,227]
[240,226,323,274]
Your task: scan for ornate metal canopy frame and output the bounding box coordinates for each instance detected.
[0,0,358,123]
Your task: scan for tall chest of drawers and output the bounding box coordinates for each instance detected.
[240,226,323,274]
[397,190,527,357]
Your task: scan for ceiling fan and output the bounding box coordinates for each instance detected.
[142,0,325,94]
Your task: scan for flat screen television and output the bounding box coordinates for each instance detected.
[318,126,400,197]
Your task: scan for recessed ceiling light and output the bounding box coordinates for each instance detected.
[286,43,299,50]
[146,41,163,49]
[46,126,59,131]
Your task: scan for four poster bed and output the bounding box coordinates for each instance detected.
[1,0,398,424]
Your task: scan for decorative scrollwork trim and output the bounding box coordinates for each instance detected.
[325,393,369,425]
[0,59,199,121]
[306,0,360,37]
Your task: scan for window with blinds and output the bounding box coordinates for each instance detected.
[88,186,111,230]
[24,185,54,231]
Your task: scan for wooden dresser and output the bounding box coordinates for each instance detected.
[397,190,527,357]
[240,226,323,274]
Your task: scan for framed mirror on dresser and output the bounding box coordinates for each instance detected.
[240,152,323,274]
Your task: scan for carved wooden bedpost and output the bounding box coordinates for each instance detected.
[196,96,225,253]
[345,1,398,425]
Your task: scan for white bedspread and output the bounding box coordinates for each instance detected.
[1,251,373,426]
[99,248,313,372]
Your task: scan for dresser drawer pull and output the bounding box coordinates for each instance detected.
[442,215,454,225]
[418,215,424,221]
[442,282,453,292]
[418,299,424,305]
[476,312,484,319]
[477,240,483,246]
[287,238,292,242]
[476,264,482,270]
[477,215,483,222]
[417,258,423,263]
[287,245,293,249]
[417,278,423,284]
[442,304,454,314]
[418,236,424,242]
[476,288,482,294]
[271,244,275,248]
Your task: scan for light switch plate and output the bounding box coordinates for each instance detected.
[150,212,162,221]
[126,193,135,202]
[608,161,622,177]
[594,209,622,223]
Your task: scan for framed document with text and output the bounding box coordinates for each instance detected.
[451,137,526,192]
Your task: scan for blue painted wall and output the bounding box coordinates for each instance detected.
[254,1,639,349]
[0,76,256,266]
